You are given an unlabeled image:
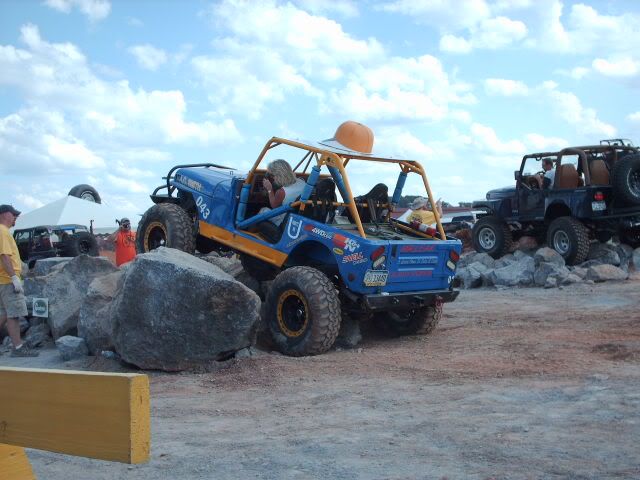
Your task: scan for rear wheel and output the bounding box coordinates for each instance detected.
[612,154,640,206]
[546,216,589,265]
[374,304,442,337]
[136,203,195,253]
[61,232,99,256]
[619,228,640,248]
[472,215,513,258]
[265,266,341,356]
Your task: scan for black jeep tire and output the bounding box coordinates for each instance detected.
[240,254,280,281]
[265,266,341,356]
[612,154,640,206]
[68,184,101,204]
[61,231,99,257]
[547,216,590,265]
[373,304,442,337]
[619,228,640,249]
[136,203,195,254]
[472,215,513,258]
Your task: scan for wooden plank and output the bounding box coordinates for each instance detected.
[0,368,150,464]
[0,444,35,480]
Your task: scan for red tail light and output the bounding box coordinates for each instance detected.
[594,192,604,201]
[449,250,460,263]
[370,246,385,260]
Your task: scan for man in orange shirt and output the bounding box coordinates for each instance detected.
[109,218,137,267]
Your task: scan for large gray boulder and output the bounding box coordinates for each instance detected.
[32,257,73,276]
[24,255,118,339]
[587,243,620,266]
[615,243,634,271]
[111,247,261,371]
[77,270,124,354]
[494,254,515,269]
[586,264,629,282]
[489,256,535,287]
[630,247,640,270]
[534,263,570,287]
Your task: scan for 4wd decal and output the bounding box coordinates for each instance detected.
[287,217,303,239]
[304,224,333,240]
[332,233,359,253]
[342,251,366,264]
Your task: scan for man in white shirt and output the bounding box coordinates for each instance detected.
[538,158,555,189]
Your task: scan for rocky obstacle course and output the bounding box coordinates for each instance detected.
[456,241,640,289]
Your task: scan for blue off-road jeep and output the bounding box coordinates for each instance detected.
[137,123,462,356]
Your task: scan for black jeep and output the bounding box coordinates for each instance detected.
[471,141,640,265]
[13,224,99,269]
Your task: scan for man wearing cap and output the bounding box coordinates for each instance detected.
[108,218,136,267]
[0,204,39,356]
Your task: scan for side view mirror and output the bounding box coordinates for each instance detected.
[514,170,522,181]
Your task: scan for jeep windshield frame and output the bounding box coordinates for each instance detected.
[241,137,446,240]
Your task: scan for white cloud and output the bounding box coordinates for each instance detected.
[323,55,475,121]
[439,35,472,54]
[471,123,526,155]
[293,0,359,17]
[16,193,44,210]
[628,112,640,123]
[592,56,640,78]
[484,78,529,96]
[106,174,147,193]
[381,0,491,31]
[44,0,111,22]
[128,44,168,71]
[523,133,567,151]
[45,135,105,168]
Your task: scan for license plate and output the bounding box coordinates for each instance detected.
[592,201,606,211]
[364,270,388,286]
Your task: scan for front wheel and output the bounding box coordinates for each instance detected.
[265,266,341,356]
[136,203,195,254]
[61,232,99,257]
[546,216,589,265]
[472,216,513,258]
[373,304,442,337]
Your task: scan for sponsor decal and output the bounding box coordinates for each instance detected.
[390,270,434,278]
[305,224,333,240]
[333,233,360,253]
[287,217,303,240]
[397,255,438,266]
[342,251,367,264]
[400,245,436,253]
[333,247,344,255]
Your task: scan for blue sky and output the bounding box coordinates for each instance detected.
[1,0,639,222]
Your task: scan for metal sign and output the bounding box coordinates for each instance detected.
[32,298,49,318]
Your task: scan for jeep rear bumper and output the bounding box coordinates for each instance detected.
[363,288,460,311]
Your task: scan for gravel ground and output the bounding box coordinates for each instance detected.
[4,279,640,479]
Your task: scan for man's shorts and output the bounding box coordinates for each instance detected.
[0,283,28,318]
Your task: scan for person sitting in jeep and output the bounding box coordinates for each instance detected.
[537,157,555,189]
[261,159,306,226]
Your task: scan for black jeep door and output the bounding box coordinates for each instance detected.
[13,230,32,261]
[516,157,546,220]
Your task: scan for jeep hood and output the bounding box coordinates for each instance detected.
[486,186,515,200]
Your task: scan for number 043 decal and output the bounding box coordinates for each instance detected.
[196,195,211,219]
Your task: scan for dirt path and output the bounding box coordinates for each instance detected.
[19,280,640,479]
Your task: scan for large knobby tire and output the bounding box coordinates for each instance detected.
[240,254,279,281]
[136,203,195,254]
[265,266,341,356]
[374,304,442,337]
[68,184,101,204]
[472,215,513,258]
[612,154,640,206]
[61,232,99,257]
[547,216,589,265]
[619,228,640,249]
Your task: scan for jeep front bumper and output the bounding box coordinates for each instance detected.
[362,288,460,311]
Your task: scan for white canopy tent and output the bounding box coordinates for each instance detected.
[14,196,134,234]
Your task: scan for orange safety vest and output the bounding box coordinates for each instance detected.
[115,230,137,267]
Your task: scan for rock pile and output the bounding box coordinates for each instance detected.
[11,250,262,371]
[456,242,639,289]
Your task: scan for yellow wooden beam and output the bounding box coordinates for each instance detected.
[0,368,150,464]
[0,444,35,480]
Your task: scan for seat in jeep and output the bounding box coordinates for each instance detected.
[555,164,580,189]
[589,159,610,185]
